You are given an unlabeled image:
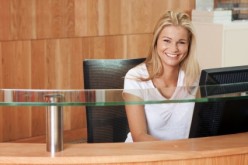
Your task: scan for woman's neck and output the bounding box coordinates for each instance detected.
[153,67,180,88]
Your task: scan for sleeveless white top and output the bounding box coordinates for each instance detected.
[123,63,196,142]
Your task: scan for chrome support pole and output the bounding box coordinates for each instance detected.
[44,94,63,153]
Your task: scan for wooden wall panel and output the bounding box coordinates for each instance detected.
[126,34,153,58]
[2,107,32,141]
[0,0,36,40]
[1,41,32,141]
[58,38,85,130]
[35,0,76,39]
[74,0,194,36]
[0,0,195,142]
[30,38,84,89]
[0,44,2,142]
[74,0,99,36]
[0,0,11,40]
[31,40,48,89]
[0,0,195,40]
[2,41,31,88]
[81,36,127,59]
[0,107,2,141]
[31,107,46,137]
[81,34,153,59]
[0,44,1,82]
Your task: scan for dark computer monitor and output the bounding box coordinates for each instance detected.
[189,65,248,138]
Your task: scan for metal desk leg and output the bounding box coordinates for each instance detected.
[44,94,63,153]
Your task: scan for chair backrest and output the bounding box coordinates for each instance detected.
[83,58,145,143]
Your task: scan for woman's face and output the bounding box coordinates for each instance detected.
[156,25,190,69]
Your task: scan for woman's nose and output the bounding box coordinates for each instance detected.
[169,43,178,52]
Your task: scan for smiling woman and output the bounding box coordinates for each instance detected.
[157,25,190,69]
[123,10,200,143]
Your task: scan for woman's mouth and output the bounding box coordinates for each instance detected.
[166,53,178,58]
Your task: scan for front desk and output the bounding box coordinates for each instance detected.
[0,132,248,164]
[0,85,248,165]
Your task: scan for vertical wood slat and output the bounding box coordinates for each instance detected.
[0,0,195,142]
[0,43,2,142]
[0,0,11,40]
[10,0,36,40]
[36,0,75,39]
[0,0,36,40]
[30,40,47,137]
[1,41,32,141]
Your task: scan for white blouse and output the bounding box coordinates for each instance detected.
[123,63,196,142]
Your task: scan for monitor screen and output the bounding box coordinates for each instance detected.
[189,65,248,138]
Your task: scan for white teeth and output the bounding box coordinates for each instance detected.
[166,53,178,57]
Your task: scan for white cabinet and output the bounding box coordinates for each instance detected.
[192,21,248,69]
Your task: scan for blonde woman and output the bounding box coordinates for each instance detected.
[123,11,200,142]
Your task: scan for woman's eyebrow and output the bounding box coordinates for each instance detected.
[178,39,188,41]
[161,36,171,39]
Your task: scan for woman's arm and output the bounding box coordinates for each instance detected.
[123,93,160,142]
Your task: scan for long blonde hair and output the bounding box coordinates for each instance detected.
[144,10,200,87]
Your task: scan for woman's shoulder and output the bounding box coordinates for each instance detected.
[126,63,148,78]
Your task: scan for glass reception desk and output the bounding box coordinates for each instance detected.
[0,83,248,164]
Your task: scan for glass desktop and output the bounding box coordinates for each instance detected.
[0,83,248,153]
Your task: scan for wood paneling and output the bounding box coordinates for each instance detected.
[126,34,153,58]
[0,44,2,142]
[0,0,195,142]
[0,0,36,40]
[1,41,31,88]
[1,41,32,141]
[0,0,195,40]
[35,0,75,39]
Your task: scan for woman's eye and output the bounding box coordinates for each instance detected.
[163,40,170,43]
[179,41,186,44]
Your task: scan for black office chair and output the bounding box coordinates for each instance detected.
[83,58,145,143]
